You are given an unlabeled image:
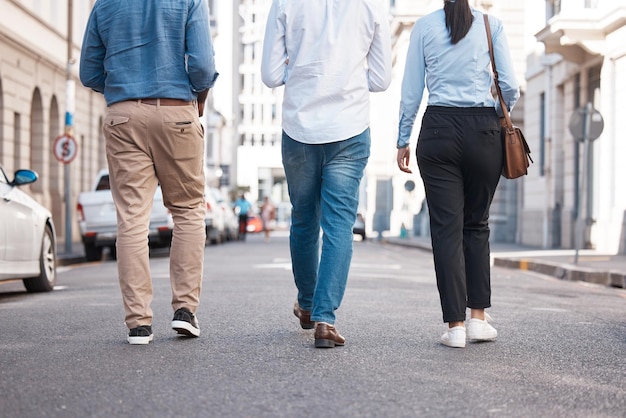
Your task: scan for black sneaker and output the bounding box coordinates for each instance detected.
[171,308,200,337]
[128,325,153,345]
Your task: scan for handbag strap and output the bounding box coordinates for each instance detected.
[483,14,513,130]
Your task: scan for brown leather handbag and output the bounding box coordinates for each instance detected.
[484,14,532,179]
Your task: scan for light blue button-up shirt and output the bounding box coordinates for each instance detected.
[79,0,218,106]
[261,0,392,144]
[397,9,519,148]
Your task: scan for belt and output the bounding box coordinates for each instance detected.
[137,98,192,106]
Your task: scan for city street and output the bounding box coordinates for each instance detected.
[1,233,624,418]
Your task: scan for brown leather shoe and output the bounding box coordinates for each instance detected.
[293,302,314,329]
[314,322,345,348]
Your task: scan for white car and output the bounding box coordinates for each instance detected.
[204,186,226,245]
[0,165,57,292]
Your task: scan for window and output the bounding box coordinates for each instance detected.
[587,65,601,105]
[547,0,561,20]
[14,112,21,169]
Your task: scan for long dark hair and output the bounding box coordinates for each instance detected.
[444,0,473,45]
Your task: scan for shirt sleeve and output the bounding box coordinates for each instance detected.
[397,22,426,149]
[186,0,219,92]
[367,4,392,92]
[261,1,288,88]
[79,8,106,93]
[490,19,519,116]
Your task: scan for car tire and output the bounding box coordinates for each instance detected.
[84,242,103,262]
[109,245,117,260]
[23,225,57,292]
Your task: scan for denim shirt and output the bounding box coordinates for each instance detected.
[79,0,218,106]
[397,9,519,148]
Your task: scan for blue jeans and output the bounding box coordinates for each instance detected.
[282,129,370,324]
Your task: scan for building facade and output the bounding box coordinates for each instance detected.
[10,1,622,254]
[524,0,626,253]
[0,0,106,247]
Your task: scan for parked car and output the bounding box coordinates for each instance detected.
[0,165,57,292]
[203,186,226,245]
[76,169,173,261]
[353,213,366,240]
[208,187,238,241]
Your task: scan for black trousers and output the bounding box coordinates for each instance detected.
[416,106,502,323]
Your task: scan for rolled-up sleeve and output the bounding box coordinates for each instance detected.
[397,23,426,149]
[261,1,288,88]
[186,0,219,92]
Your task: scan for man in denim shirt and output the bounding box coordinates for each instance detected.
[80,0,218,344]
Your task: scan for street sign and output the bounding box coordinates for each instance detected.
[568,105,604,141]
[53,134,78,164]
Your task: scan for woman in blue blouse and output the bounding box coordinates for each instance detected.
[396,0,519,348]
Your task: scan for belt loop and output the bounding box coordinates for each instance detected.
[156,98,161,109]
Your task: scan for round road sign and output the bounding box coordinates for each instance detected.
[53,134,78,164]
[568,106,604,141]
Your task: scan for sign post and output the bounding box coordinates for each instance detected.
[60,0,75,255]
[568,103,604,264]
[53,133,78,255]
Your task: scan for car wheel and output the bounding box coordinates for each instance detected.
[109,245,117,260]
[23,225,57,292]
[84,242,103,262]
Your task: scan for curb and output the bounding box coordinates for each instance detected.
[493,257,626,289]
[383,238,625,289]
[57,254,85,267]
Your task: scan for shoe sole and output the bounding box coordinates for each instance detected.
[315,339,345,348]
[128,334,154,345]
[300,321,315,330]
[441,339,465,348]
[171,320,200,337]
[467,334,497,342]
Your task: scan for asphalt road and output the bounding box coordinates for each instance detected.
[1,233,624,418]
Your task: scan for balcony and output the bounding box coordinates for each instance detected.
[536,6,626,63]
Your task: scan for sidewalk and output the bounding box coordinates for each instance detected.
[56,241,87,267]
[383,235,626,289]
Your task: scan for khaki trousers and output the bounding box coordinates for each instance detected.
[103,100,206,328]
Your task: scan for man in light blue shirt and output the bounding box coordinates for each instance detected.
[261,0,392,348]
[79,0,218,345]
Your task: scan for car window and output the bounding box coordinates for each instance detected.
[210,188,224,203]
[0,166,8,185]
[95,175,110,191]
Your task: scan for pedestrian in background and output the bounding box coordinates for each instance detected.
[396,0,519,348]
[79,0,218,344]
[234,193,252,240]
[260,196,276,242]
[261,0,392,348]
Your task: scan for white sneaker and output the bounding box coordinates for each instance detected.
[466,317,497,341]
[441,326,466,348]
